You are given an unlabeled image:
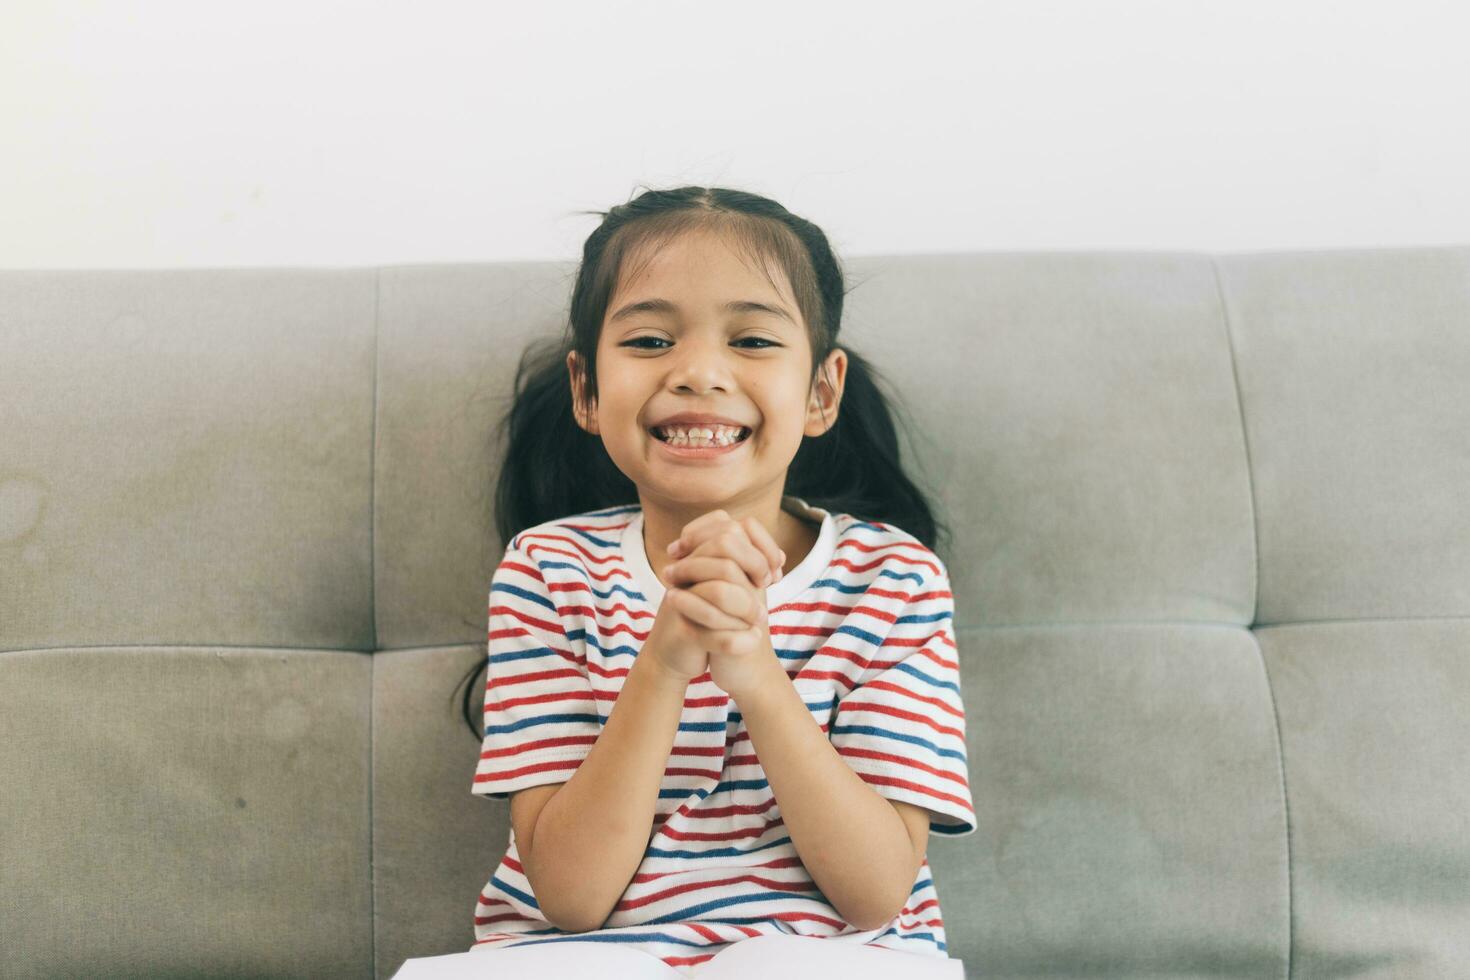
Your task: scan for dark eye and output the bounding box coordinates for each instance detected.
[619,336,781,350]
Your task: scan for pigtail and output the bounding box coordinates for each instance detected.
[491,334,636,548]
[454,333,636,741]
[784,345,944,554]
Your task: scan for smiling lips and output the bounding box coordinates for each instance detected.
[649,426,752,461]
[653,423,748,445]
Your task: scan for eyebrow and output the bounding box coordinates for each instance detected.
[607,298,796,326]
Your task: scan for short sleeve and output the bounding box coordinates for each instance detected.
[829,553,977,837]
[471,535,602,801]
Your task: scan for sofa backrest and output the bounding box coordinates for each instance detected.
[3,248,1467,978]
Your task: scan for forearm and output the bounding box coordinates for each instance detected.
[734,659,916,931]
[528,652,691,932]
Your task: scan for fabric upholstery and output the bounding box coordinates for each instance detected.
[2,248,1466,978]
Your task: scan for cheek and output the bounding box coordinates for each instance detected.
[753,374,803,412]
[771,389,812,431]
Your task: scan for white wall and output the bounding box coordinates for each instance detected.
[3,0,1467,269]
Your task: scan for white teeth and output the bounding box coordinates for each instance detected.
[656,424,747,447]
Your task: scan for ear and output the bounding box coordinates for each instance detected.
[804,347,847,438]
[566,350,599,435]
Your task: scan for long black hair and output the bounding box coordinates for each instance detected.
[456,185,949,740]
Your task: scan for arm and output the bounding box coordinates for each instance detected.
[521,650,692,932]
[734,657,928,931]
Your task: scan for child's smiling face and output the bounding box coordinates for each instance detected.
[569,227,845,514]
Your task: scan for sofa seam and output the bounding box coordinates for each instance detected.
[369,267,381,979]
[4,612,1467,661]
[1210,253,1292,980]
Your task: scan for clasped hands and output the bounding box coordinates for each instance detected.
[657,509,787,702]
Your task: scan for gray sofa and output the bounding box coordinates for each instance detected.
[3,247,1467,979]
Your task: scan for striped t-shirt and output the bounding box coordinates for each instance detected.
[470,494,976,974]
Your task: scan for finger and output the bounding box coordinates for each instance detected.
[668,584,752,631]
[663,559,763,626]
[687,579,763,627]
[666,510,730,558]
[673,514,782,586]
[684,528,779,589]
[666,509,735,559]
[662,554,748,592]
[740,516,786,582]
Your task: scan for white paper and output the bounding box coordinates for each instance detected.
[391,940,680,979]
[391,935,964,980]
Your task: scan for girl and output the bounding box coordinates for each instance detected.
[453,186,975,977]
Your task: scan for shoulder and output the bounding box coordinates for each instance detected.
[492,506,640,610]
[505,503,641,563]
[835,514,949,592]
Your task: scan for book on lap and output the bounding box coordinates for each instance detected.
[391,933,965,979]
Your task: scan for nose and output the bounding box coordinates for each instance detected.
[667,337,732,393]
